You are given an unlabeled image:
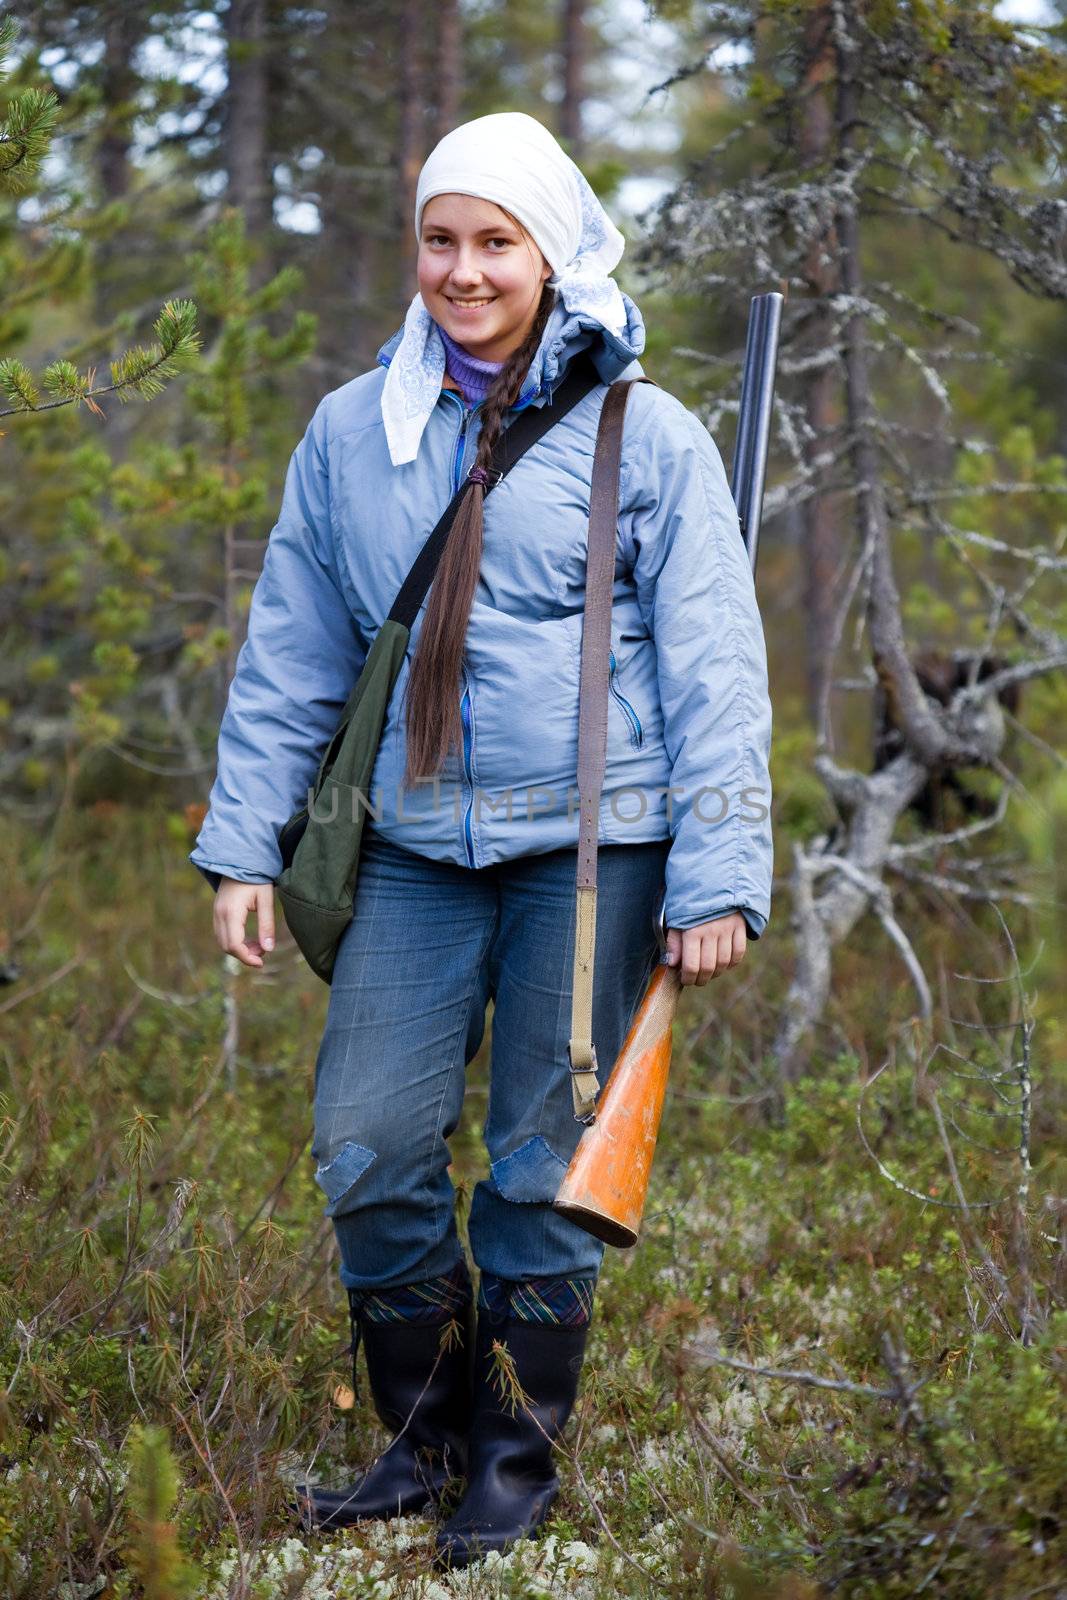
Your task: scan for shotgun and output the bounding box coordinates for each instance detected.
[553,290,783,1248]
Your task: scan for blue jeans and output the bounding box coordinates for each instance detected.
[310,828,671,1292]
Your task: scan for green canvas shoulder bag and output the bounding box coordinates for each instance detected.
[275,350,603,984]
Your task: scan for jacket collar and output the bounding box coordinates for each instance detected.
[374,291,645,411]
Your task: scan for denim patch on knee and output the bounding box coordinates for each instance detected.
[488,1134,568,1204]
[314,1139,376,1217]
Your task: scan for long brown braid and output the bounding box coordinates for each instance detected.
[401,280,558,789]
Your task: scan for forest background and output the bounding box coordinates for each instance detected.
[1,1,1065,1597]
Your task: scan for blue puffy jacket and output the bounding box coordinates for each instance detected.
[190,292,774,938]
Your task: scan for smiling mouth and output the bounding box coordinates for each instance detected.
[446,296,497,308]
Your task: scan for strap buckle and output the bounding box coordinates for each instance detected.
[567,1040,600,1126]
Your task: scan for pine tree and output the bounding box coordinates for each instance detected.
[0,16,201,809]
[124,1422,204,1600]
[0,18,200,425]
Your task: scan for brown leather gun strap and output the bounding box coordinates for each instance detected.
[568,374,658,1122]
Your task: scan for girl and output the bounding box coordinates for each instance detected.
[191,111,773,1567]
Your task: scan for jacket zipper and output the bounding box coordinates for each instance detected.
[443,390,482,867]
[608,649,644,748]
[460,671,475,867]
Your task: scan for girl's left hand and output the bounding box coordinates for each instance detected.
[664,912,747,986]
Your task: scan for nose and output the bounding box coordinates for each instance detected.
[447,243,484,288]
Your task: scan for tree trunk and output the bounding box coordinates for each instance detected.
[300,1,405,398]
[225,0,272,284]
[95,6,144,327]
[434,0,462,141]
[398,0,427,299]
[833,15,949,769]
[560,0,586,157]
[798,1,841,731]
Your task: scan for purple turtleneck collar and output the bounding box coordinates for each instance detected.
[437,323,505,406]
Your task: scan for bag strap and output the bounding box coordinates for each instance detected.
[389,348,602,631]
[311,350,605,794]
[567,373,658,1123]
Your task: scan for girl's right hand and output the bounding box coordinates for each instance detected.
[214,879,275,968]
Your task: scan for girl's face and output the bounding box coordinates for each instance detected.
[418,193,553,364]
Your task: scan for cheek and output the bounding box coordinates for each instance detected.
[417,253,447,291]
[488,259,539,296]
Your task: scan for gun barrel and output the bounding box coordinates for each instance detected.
[731,290,783,573]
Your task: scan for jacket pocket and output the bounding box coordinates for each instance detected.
[608,649,644,749]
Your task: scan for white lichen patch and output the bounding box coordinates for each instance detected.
[193,1518,686,1600]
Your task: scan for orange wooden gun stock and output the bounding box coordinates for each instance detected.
[553,960,681,1247]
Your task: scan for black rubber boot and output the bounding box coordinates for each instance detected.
[434,1307,589,1568]
[293,1284,474,1529]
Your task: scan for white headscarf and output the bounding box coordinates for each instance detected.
[380,111,630,467]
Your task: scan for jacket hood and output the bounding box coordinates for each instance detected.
[375,289,646,408]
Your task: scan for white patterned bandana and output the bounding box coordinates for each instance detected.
[380,111,630,467]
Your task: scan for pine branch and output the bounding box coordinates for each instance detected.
[0,301,201,419]
[0,16,59,194]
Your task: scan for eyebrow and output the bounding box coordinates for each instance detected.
[421,222,519,236]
